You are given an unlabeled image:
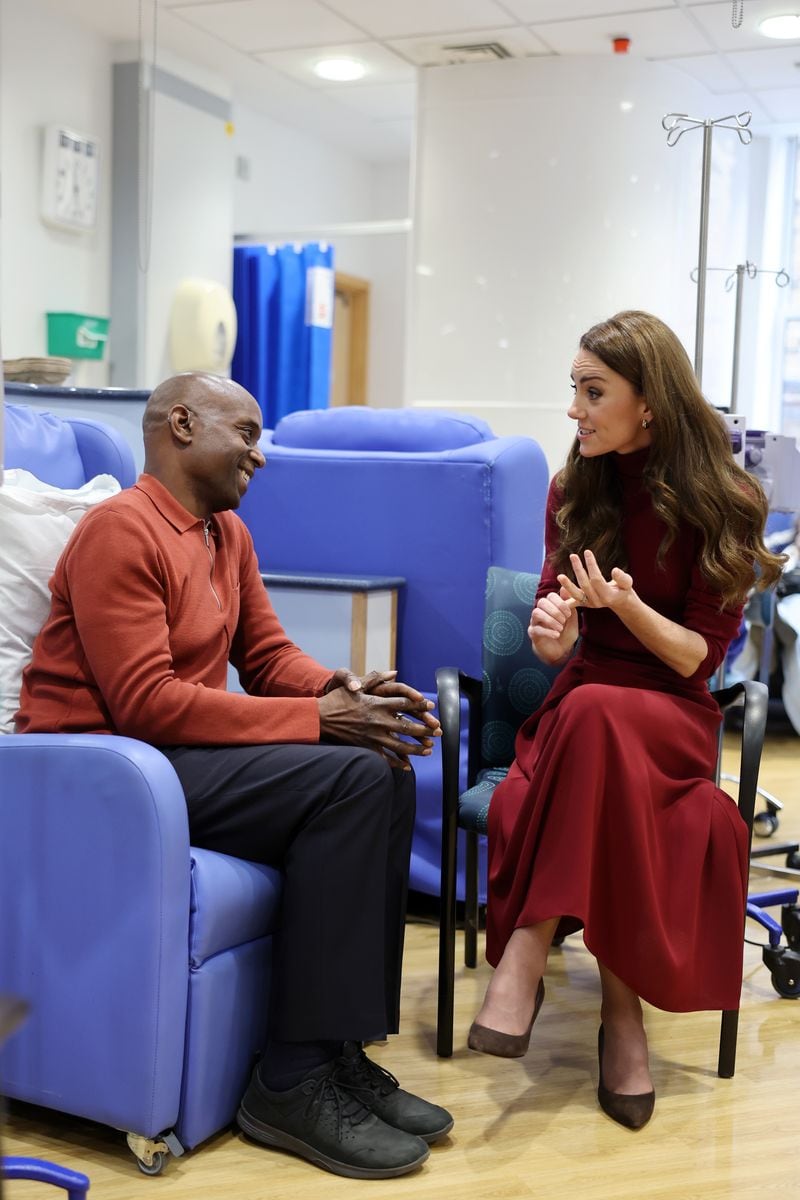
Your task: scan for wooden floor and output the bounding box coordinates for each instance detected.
[3,732,799,1199]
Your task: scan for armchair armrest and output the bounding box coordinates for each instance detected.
[0,734,191,1136]
[435,667,481,816]
[69,417,137,488]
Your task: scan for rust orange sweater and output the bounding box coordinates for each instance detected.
[16,474,333,745]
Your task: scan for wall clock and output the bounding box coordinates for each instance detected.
[41,124,100,233]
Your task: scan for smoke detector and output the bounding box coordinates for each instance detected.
[440,42,512,65]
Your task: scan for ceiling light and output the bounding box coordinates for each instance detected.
[758,14,800,39]
[313,57,366,82]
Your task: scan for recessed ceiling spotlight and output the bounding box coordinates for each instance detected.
[313,57,367,82]
[758,14,800,39]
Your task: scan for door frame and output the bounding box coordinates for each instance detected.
[334,272,370,406]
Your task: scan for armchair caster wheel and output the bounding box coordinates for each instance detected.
[126,1131,184,1176]
[753,811,779,838]
[135,1153,164,1176]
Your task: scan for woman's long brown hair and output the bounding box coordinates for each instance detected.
[553,310,785,606]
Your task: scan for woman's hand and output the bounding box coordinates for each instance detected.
[529,588,580,663]
[558,550,636,613]
[557,550,709,677]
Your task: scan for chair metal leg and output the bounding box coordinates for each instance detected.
[437,666,482,1058]
[712,681,767,1079]
[464,831,480,969]
[437,806,459,1058]
[718,1008,739,1078]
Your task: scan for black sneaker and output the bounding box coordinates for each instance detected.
[236,1059,430,1179]
[336,1043,454,1144]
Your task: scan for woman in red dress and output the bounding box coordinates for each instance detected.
[468,311,784,1129]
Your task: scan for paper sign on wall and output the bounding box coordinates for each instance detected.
[305,267,334,329]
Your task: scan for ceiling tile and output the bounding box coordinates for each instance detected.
[725,45,800,88]
[502,0,678,19]
[686,0,800,53]
[171,0,365,52]
[321,81,417,119]
[529,8,713,56]
[323,0,515,39]
[387,25,552,66]
[255,40,414,86]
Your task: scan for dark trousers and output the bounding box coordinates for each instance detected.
[160,743,416,1043]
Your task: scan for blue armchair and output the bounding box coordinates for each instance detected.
[0,402,281,1172]
[237,406,551,898]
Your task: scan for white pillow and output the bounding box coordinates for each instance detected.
[0,468,121,734]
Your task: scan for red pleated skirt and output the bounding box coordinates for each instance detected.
[486,677,749,1012]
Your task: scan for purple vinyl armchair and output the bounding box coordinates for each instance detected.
[0,400,281,1173]
[236,406,551,900]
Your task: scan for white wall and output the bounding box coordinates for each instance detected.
[139,69,235,387]
[743,135,795,434]
[407,57,755,473]
[698,127,753,413]
[0,0,113,386]
[233,103,376,231]
[373,161,412,220]
[233,106,411,408]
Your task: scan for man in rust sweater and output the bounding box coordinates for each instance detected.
[16,372,452,1180]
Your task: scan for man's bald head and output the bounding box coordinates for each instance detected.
[142,373,254,444]
[141,373,264,519]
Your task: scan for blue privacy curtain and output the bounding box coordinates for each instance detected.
[232,242,334,427]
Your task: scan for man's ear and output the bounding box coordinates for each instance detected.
[169,404,193,445]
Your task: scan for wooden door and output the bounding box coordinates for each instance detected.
[332,272,369,406]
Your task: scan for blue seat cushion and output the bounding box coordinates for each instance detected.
[189,848,282,966]
[458,767,510,834]
[272,407,494,452]
[3,404,86,488]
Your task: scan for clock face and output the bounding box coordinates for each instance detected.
[42,125,99,232]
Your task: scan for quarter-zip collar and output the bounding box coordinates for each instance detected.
[202,517,222,610]
[134,472,211,535]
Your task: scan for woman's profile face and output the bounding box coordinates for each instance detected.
[568,349,653,458]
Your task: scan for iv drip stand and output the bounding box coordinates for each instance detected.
[731,262,746,409]
[689,263,791,411]
[662,112,753,386]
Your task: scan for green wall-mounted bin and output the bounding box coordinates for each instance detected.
[46,312,110,360]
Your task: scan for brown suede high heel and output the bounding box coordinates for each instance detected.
[467,978,545,1058]
[596,1025,655,1130]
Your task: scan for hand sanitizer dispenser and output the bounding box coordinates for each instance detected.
[169,278,238,373]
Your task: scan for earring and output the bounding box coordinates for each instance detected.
[642,418,650,429]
